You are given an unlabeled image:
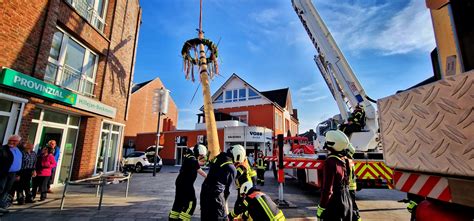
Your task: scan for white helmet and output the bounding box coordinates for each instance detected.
[239,181,253,195]
[194,144,207,156]
[324,130,350,152]
[346,143,355,158]
[229,144,246,163]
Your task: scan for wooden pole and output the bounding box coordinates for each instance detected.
[198,32,220,160]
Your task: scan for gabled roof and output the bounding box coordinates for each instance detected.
[131,79,153,93]
[260,88,289,108]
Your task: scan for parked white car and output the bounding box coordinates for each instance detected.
[123,151,162,173]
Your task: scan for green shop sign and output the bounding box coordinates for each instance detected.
[0,68,77,105]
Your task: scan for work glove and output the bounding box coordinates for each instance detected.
[316,205,325,218]
[406,200,417,213]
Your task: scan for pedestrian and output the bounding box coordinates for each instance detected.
[12,142,37,205]
[200,145,242,220]
[47,140,60,193]
[316,130,353,221]
[345,143,361,221]
[0,135,23,213]
[32,146,56,201]
[255,151,266,186]
[169,144,208,221]
[228,181,285,221]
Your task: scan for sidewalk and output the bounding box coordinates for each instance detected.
[0,166,409,220]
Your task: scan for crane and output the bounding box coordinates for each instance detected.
[292,0,379,153]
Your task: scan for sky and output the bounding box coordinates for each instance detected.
[133,0,436,133]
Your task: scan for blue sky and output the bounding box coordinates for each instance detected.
[134,0,436,132]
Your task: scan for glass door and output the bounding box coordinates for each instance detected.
[58,128,78,184]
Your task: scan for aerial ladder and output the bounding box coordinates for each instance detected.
[264,0,393,190]
[292,0,380,154]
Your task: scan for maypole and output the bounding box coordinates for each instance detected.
[181,0,220,160]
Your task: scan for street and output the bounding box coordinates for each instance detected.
[2,166,410,221]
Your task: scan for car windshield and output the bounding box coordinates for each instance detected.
[126,152,144,158]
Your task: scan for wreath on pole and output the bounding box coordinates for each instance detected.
[181,38,219,81]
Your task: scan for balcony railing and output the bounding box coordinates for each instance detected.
[65,0,105,32]
[46,62,95,97]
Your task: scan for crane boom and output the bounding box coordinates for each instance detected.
[292,0,376,119]
[292,0,379,152]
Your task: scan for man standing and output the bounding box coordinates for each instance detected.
[200,145,241,220]
[14,142,37,204]
[316,130,352,221]
[0,135,23,213]
[47,140,60,192]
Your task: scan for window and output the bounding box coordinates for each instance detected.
[230,112,248,124]
[233,89,238,102]
[45,28,98,97]
[225,90,233,103]
[95,122,123,174]
[248,88,260,100]
[65,0,107,32]
[239,89,246,101]
[275,112,283,130]
[214,92,223,104]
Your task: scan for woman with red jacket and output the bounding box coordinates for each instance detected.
[32,146,56,201]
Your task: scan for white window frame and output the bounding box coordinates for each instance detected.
[230,111,249,124]
[94,121,124,175]
[66,0,108,32]
[0,95,26,144]
[248,88,260,100]
[47,27,99,97]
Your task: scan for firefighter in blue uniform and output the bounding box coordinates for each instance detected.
[200,145,243,220]
[228,181,285,221]
[169,144,207,221]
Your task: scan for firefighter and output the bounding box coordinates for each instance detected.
[316,130,353,221]
[340,104,366,138]
[255,151,266,186]
[228,181,285,221]
[233,155,257,221]
[345,143,361,221]
[200,145,243,220]
[169,144,208,221]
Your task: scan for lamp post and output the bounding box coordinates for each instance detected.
[152,88,169,177]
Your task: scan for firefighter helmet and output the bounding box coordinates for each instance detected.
[346,143,355,158]
[229,144,246,163]
[239,181,253,195]
[193,144,207,157]
[324,130,350,152]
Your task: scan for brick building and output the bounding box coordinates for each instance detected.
[150,74,299,165]
[123,78,178,153]
[0,0,141,184]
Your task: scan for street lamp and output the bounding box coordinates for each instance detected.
[152,87,169,176]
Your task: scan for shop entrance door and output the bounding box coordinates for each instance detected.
[175,146,187,166]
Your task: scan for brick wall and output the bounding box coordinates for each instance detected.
[161,130,225,165]
[0,0,141,180]
[124,78,179,141]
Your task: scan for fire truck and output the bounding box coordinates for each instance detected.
[377,1,473,220]
[265,0,393,190]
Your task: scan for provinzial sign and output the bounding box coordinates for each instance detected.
[0,68,76,105]
[74,94,117,118]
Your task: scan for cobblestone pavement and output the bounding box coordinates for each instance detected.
[0,166,410,221]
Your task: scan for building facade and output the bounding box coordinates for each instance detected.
[154,74,299,165]
[124,78,178,153]
[0,0,141,183]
